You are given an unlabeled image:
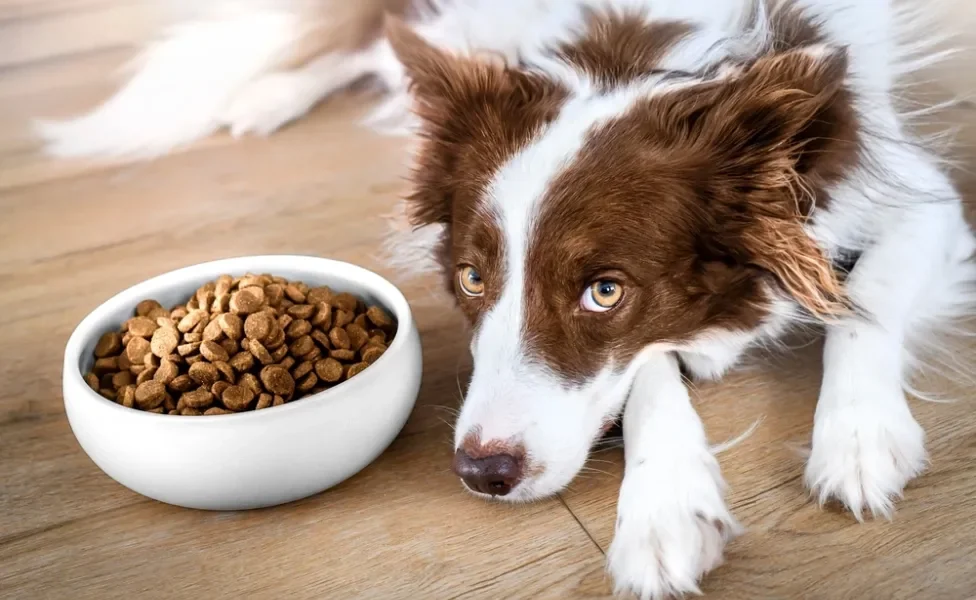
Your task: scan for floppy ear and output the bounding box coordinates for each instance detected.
[385,17,566,227]
[679,46,858,318]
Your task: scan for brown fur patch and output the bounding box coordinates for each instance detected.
[551,10,693,90]
[522,46,859,380]
[386,18,569,300]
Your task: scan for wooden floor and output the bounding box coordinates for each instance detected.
[2,2,976,599]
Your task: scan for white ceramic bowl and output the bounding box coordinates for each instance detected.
[63,255,422,510]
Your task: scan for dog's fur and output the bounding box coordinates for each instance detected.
[38,1,976,598]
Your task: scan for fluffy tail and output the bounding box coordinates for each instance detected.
[35,4,310,160]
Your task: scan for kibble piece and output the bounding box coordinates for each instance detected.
[345,362,369,379]
[182,407,203,416]
[361,345,385,364]
[287,304,316,320]
[290,335,315,357]
[292,360,314,380]
[286,319,312,339]
[284,284,306,303]
[260,365,295,396]
[136,367,157,385]
[297,372,318,392]
[311,329,332,350]
[230,288,264,314]
[151,327,180,358]
[264,327,286,350]
[146,407,166,414]
[143,351,160,368]
[329,349,356,361]
[203,318,225,342]
[177,341,201,356]
[212,380,230,399]
[110,370,133,389]
[264,283,284,307]
[255,393,273,410]
[125,337,152,364]
[200,340,230,363]
[183,332,203,343]
[136,299,163,317]
[154,359,179,385]
[306,286,333,305]
[328,327,351,350]
[303,347,322,362]
[270,343,289,362]
[94,332,123,358]
[135,381,167,409]
[229,351,255,372]
[240,373,263,396]
[334,292,358,312]
[272,395,286,407]
[147,307,171,321]
[99,388,117,401]
[367,334,387,348]
[244,312,274,341]
[277,356,296,370]
[334,310,354,328]
[188,362,220,387]
[93,357,118,375]
[315,358,343,383]
[222,385,255,411]
[217,313,244,340]
[126,316,158,338]
[212,294,230,314]
[129,364,146,376]
[163,394,177,412]
[248,339,274,364]
[171,305,189,320]
[277,313,293,330]
[366,305,394,329]
[215,274,233,298]
[182,388,214,409]
[120,385,136,408]
[219,338,239,356]
[177,310,207,333]
[214,360,235,382]
[169,374,193,392]
[351,314,367,330]
[310,302,331,328]
[345,324,369,352]
[204,407,234,416]
[84,372,100,390]
[185,354,204,366]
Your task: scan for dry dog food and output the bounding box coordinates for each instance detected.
[84,274,396,415]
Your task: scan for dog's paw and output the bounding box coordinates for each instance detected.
[221,73,313,137]
[805,399,927,520]
[607,457,740,599]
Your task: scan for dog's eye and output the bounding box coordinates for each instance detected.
[458,265,485,297]
[581,280,623,312]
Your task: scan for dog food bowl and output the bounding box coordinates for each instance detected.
[62,255,422,510]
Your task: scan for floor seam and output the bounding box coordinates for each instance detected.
[557,493,605,556]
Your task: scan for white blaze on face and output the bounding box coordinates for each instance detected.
[453,85,659,501]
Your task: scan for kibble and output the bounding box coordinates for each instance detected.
[85,274,395,415]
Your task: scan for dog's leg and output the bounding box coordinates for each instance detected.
[607,352,740,600]
[221,40,401,137]
[805,156,975,519]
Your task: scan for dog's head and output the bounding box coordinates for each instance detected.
[386,17,858,500]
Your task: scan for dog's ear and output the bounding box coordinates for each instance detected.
[385,17,566,228]
[669,46,858,318]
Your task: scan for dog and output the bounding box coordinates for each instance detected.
[38,1,976,597]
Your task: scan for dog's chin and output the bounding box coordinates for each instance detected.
[458,479,558,504]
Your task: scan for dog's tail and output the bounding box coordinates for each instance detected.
[34,1,402,160]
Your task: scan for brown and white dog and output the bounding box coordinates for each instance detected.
[38,1,976,597]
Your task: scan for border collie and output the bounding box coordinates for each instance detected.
[38,1,976,597]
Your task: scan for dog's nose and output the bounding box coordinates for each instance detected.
[452,449,522,496]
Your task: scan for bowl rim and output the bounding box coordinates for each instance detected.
[64,254,418,423]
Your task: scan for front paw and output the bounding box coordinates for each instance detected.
[607,459,740,599]
[805,400,927,520]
